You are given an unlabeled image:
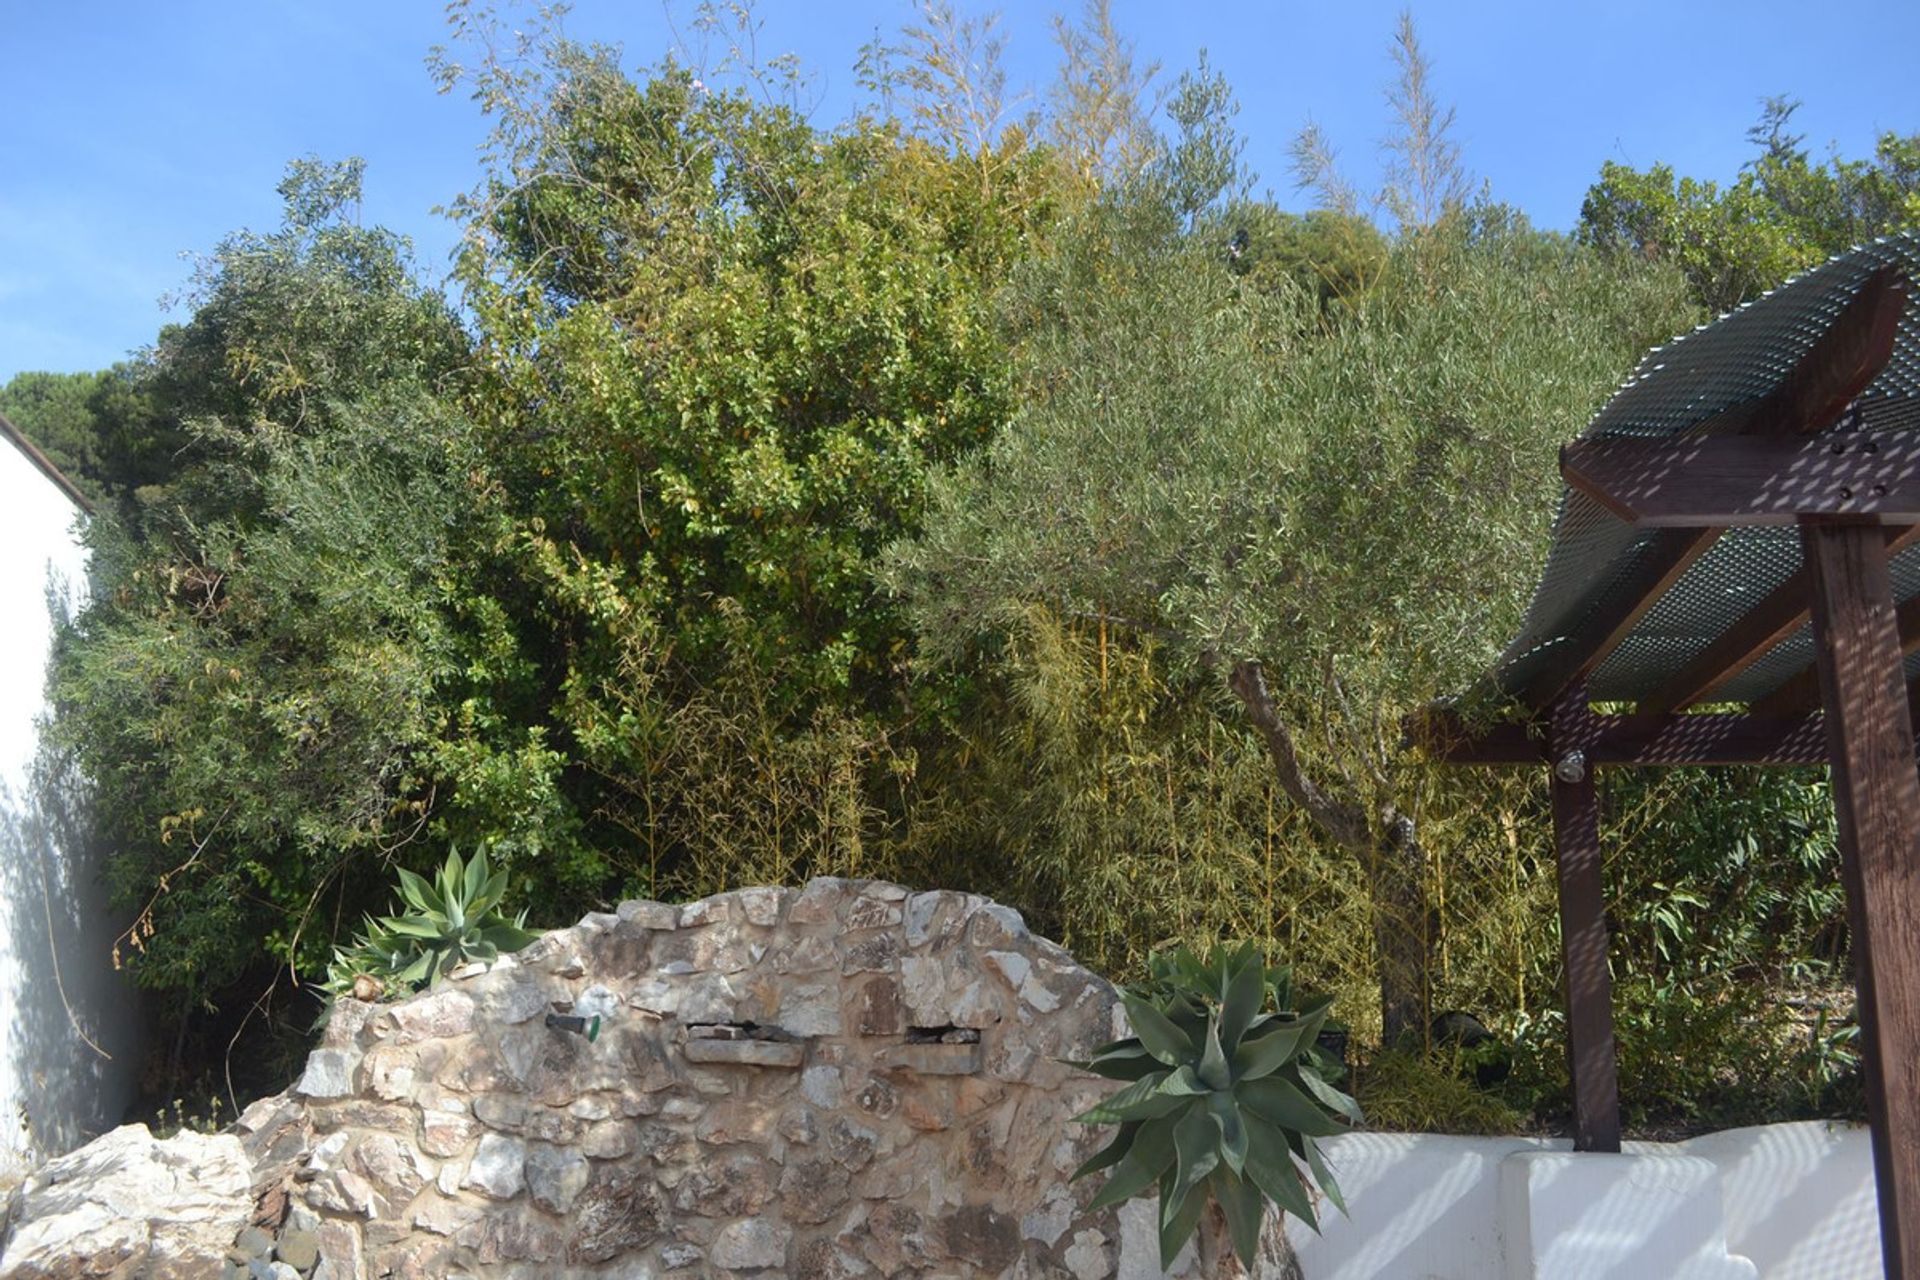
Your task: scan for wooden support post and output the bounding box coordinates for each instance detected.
[1804,518,1920,1280]
[1548,691,1622,1153]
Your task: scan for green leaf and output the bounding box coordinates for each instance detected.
[1070,1123,1139,1182]
[1158,1166,1210,1271]
[1219,949,1266,1051]
[1234,1008,1323,1081]
[1075,1041,1165,1081]
[1236,1077,1346,1137]
[1074,1073,1188,1124]
[1198,1013,1231,1089]
[1087,1149,1163,1210]
[1122,990,1197,1065]
[1242,1111,1319,1226]
[1215,1166,1265,1267]
[1171,1103,1220,1206]
[1293,1063,1363,1125]
[1303,1137,1347,1217]
[1159,1064,1210,1096]
[1208,1090,1248,1175]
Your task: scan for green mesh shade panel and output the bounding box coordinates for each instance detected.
[1492,231,1920,707]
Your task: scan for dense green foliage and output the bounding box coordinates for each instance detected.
[1581,98,1920,311]
[13,5,1911,1137]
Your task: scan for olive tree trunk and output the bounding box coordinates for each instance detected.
[1229,659,1433,1045]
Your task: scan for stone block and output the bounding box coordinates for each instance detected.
[878,1042,981,1076]
[683,1038,805,1068]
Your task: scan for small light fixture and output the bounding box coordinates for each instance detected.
[1555,750,1588,784]
[546,1012,602,1042]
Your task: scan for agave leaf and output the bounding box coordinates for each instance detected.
[1171,1104,1219,1206]
[395,867,442,919]
[1234,1012,1322,1081]
[1208,1090,1248,1176]
[1121,991,1195,1066]
[1070,1123,1139,1182]
[1157,1164,1210,1272]
[1087,1149,1163,1211]
[1075,1043,1164,1082]
[462,848,488,903]
[1292,1063,1364,1125]
[379,915,446,941]
[1073,1073,1181,1125]
[1158,1065,1209,1096]
[478,921,540,951]
[1242,1110,1319,1226]
[1214,1166,1265,1267]
[393,951,435,987]
[1303,1136,1348,1216]
[1198,1014,1231,1090]
[1219,950,1266,1051]
[1236,1077,1346,1138]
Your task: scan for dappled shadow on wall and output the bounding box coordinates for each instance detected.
[0,734,145,1169]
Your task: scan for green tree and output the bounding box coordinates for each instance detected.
[1580,99,1920,311]
[48,160,564,1019]
[0,369,112,502]
[436,22,1076,891]
[888,166,1694,1042]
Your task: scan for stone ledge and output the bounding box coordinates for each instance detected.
[878,1042,981,1075]
[683,1039,806,1068]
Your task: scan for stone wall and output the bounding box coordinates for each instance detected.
[5,879,1226,1279]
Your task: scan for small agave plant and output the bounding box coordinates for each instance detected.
[326,846,540,1001]
[1070,943,1359,1277]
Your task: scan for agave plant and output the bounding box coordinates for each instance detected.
[1070,943,1359,1277]
[325,847,540,999]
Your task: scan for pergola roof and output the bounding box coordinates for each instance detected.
[1433,233,1920,1279]
[1490,232,1920,713]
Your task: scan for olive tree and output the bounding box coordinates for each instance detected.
[886,184,1693,1043]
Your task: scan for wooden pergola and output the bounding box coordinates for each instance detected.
[1421,235,1920,1279]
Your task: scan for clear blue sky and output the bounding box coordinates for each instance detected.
[2,1,1915,383]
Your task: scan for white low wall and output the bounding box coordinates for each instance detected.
[1287,1122,1881,1279]
[0,437,140,1178]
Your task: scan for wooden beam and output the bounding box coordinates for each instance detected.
[1562,431,1920,527]
[1635,525,1920,718]
[1754,591,1920,717]
[1413,709,1833,767]
[1510,266,1909,713]
[1548,692,1622,1153]
[1802,517,1920,1280]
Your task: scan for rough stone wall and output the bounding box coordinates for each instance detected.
[174,879,1200,1279]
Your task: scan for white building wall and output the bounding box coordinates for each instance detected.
[0,438,140,1178]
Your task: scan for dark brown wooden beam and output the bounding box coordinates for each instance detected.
[1802,517,1920,1280]
[1635,525,1920,718]
[1563,432,1920,527]
[1752,592,1920,718]
[1511,266,1909,714]
[1548,692,1622,1153]
[1414,709,1834,767]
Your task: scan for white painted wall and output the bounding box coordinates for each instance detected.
[1287,1122,1883,1279]
[0,438,140,1179]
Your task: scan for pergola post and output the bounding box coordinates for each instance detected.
[1803,517,1920,1280]
[1548,690,1622,1153]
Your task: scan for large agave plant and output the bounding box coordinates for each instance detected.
[326,847,540,999]
[1070,943,1359,1276]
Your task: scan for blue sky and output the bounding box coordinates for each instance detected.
[2,1,1915,383]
